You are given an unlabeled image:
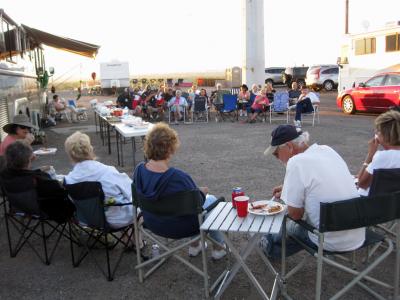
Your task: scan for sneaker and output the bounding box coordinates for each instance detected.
[239,110,243,117]
[211,248,227,260]
[188,242,207,257]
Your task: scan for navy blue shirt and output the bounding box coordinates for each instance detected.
[133,162,204,239]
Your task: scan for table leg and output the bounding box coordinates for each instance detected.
[215,233,269,300]
[100,117,105,145]
[94,111,98,133]
[107,123,111,155]
[116,130,120,166]
[131,137,136,167]
[121,137,124,167]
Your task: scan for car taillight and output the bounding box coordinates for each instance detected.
[310,68,321,80]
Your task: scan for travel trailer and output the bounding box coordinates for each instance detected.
[0,9,99,140]
[338,21,400,91]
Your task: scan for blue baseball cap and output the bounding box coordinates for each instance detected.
[264,125,302,156]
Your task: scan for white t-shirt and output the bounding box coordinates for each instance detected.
[366,150,400,174]
[281,144,365,252]
[358,150,400,196]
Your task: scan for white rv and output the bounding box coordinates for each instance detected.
[100,61,130,95]
[338,21,400,91]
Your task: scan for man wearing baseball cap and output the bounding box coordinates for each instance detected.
[260,125,365,257]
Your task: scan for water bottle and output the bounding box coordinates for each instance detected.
[123,106,129,117]
[151,244,160,258]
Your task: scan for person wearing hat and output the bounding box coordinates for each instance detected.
[0,114,35,156]
[260,125,365,258]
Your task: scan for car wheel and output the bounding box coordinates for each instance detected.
[265,79,273,85]
[323,80,334,91]
[342,96,355,114]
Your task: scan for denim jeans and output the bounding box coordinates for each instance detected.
[203,194,224,244]
[260,219,316,259]
[295,98,314,121]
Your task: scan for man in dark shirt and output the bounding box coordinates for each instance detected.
[116,88,132,109]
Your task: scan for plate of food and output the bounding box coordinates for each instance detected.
[33,148,57,155]
[248,200,286,216]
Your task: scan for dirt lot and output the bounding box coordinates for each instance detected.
[0,92,397,299]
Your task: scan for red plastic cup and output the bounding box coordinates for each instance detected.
[235,196,249,218]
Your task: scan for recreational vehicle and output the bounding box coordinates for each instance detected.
[338,21,400,91]
[0,9,99,140]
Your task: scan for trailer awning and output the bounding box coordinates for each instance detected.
[22,24,100,58]
[378,64,400,73]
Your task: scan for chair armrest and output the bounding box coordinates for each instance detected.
[287,215,319,234]
[204,196,225,213]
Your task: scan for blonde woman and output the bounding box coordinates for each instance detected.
[64,131,133,228]
[358,110,400,194]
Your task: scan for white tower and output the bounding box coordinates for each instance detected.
[242,0,265,87]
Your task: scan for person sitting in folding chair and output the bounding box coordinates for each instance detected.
[357,110,400,196]
[133,122,227,260]
[0,114,35,156]
[292,86,320,128]
[247,87,270,123]
[64,131,134,229]
[1,141,75,224]
[260,125,365,257]
[167,90,188,125]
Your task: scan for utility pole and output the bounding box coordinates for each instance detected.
[241,0,265,87]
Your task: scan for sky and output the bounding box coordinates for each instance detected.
[2,0,400,81]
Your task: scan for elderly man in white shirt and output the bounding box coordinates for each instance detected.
[260,125,365,258]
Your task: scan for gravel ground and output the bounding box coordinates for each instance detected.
[0,92,397,299]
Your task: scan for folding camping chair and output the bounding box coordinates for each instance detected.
[68,99,88,121]
[269,91,290,124]
[367,168,400,252]
[193,96,209,123]
[216,94,238,122]
[0,174,72,265]
[282,192,400,300]
[65,181,137,281]
[132,183,226,298]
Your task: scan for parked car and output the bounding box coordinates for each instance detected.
[306,65,338,91]
[282,66,309,88]
[336,72,400,114]
[265,67,285,85]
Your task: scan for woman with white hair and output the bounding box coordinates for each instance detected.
[167,89,188,124]
[64,131,133,228]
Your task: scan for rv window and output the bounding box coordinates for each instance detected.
[355,37,376,55]
[386,34,399,52]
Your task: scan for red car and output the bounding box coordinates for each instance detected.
[337,72,400,114]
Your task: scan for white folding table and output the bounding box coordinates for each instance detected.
[200,202,286,300]
[114,123,154,167]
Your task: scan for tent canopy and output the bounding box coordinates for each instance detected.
[22,24,100,58]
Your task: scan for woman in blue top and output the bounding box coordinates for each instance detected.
[133,122,226,260]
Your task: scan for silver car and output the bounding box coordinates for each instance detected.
[306,65,339,91]
[265,67,285,85]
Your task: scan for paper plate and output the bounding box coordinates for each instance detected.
[248,200,286,216]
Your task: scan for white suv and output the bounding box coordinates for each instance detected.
[306,65,339,91]
[265,67,285,85]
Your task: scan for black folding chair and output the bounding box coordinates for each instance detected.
[282,192,400,300]
[132,183,226,298]
[1,174,72,265]
[65,181,135,281]
[193,96,209,123]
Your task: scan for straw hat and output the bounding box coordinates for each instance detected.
[3,114,34,134]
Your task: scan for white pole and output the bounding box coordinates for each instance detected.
[241,0,265,87]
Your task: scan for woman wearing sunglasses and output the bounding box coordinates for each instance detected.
[0,114,35,156]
